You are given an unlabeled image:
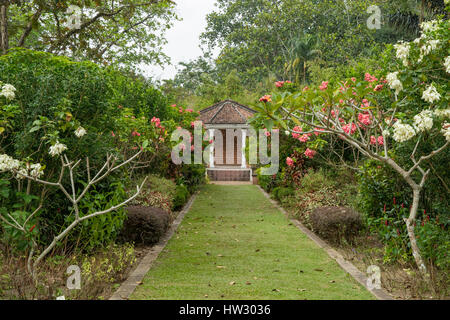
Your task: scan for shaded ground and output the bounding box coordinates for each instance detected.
[132,184,374,300]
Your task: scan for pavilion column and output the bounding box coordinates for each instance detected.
[241,129,247,168]
[209,129,215,168]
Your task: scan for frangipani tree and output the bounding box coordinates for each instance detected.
[0,83,147,280]
[254,19,449,276]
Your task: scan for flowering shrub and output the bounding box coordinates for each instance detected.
[254,19,449,275]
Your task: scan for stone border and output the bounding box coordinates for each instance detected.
[257,186,394,300]
[109,193,198,300]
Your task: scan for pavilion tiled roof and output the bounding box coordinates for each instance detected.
[199,100,257,124]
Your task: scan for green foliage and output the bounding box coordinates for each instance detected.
[67,180,129,251]
[416,216,449,270]
[6,0,177,68]
[0,48,115,162]
[173,185,189,210]
[177,165,206,193]
[107,68,169,119]
[271,186,294,202]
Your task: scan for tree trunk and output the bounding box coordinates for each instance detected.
[405,188,428,275]
[385,158,429,278]
[0,2,8,55]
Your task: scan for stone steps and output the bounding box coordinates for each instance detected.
[207,169,251,182]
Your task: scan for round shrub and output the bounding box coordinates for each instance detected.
[310,206,363,244]
[120,206,170,245]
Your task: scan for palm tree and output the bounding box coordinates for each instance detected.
[283,34,321,84]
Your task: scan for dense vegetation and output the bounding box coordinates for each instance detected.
[0,0,448,300]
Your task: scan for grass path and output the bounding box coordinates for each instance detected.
[132,184,374,300]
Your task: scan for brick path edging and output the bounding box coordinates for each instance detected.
[256,185,394,300]
[109,193,198,300]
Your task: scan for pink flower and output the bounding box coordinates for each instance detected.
[264,129,271,137]
[186,108,194,113]
[374,84,383,91]
[176,126,182,130]
[275,81,284,88]
[151,117,161,128]
[361,99,370,107]
[342,123,357,135]
[358,113,372,126]
[180,144,186,150]
[190,145,195,151]
[302,86,309,92]
[298,134,310,143]
[179,108,183,113]
[319,81,328,91]
[339,99,344,105]
[292,126,302,139]
[286,157,294,167]
[209,139,213,144]
[377,136,384,146]
[159,137,165,142]
[259,95,272,103]
[132,131,141,137]
[191,122,195,128]
[171,104,177,107]
[364,73,378,83]
[370,136,377,145]
[351,77,356,82]
[111,131,116,137]
[304,148,317,159]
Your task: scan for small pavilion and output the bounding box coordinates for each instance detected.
[199,100,256,182]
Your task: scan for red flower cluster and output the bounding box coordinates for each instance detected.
[275,80,292,88]
[304,148,316,159]
[364,73,378,83]
[319,81,329,91]
[259,95,272,103]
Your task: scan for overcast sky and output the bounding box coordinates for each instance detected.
[143,0,218,81]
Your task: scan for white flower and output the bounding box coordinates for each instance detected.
[444,56,450,74]
[442,123,450,142]
[386,72,403,95]
[15,168,28,180]
[421,84,441,104]
[74,127,87,138]
[434,108,450,118]
[0,154,20,172]
[29,163,44,178]
[1,84,16,100]
[392,120,416,143]
[49,142,67,157]
[382,129,391,137]
[284,130,290,136]
[420,39,439,57]
[420,20,440,33]
[386,72,398,83]
[394,42,410,66]
[413,110,433,132]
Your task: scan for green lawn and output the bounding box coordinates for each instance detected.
[132,184,374,300]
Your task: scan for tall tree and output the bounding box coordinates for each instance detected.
[1,0,177,68]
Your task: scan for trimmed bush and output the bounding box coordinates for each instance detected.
[120,206,170,245]
[173,185,190,210]
[310,206,363,244]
